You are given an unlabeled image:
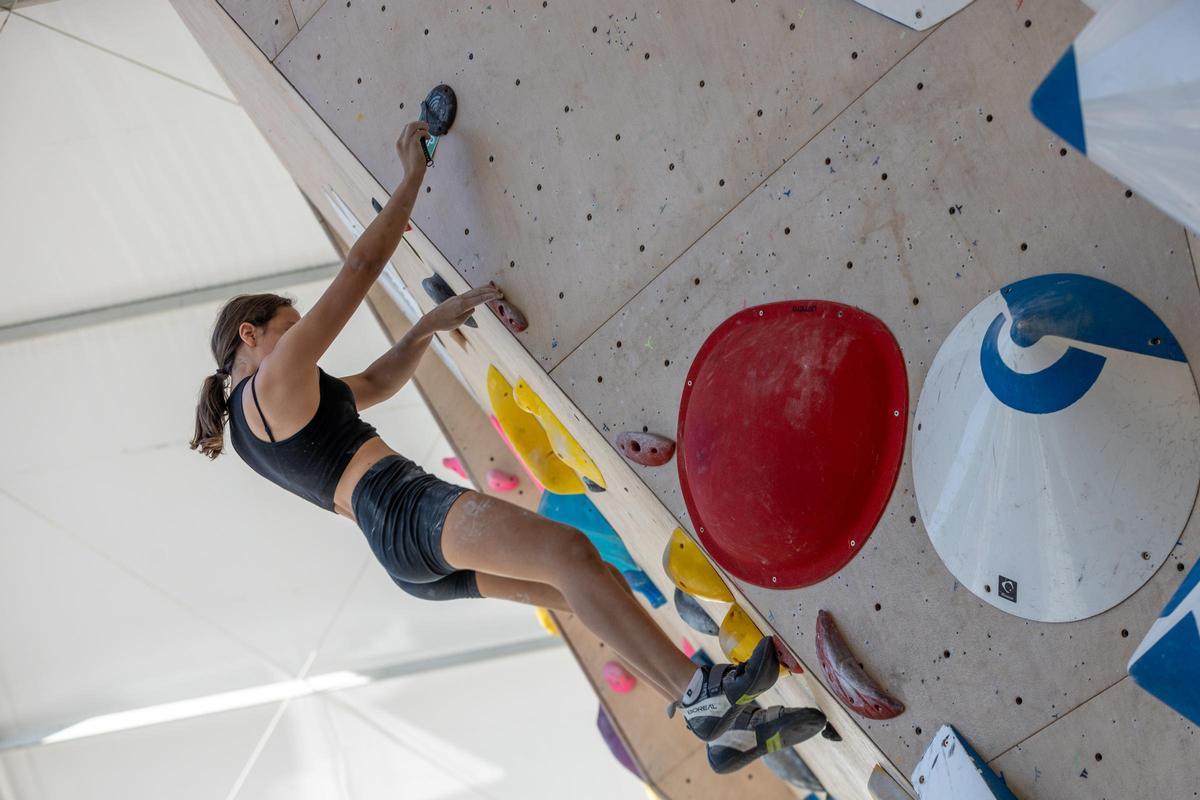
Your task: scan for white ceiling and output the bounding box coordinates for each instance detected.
[0,1,640,797]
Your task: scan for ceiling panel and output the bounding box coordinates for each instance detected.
[0,9,334,327]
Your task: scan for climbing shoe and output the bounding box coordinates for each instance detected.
[669,635,781,741]
[706,702,827,774]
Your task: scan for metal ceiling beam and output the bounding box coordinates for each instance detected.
[0,261,342,345]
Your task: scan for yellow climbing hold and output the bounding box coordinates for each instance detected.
[535,607,559,637]
[662,528,734,602]
[487,366,584,494]
[512,378,607,491]
[719,604,764,665]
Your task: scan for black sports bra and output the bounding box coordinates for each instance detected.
[228,368,378,511]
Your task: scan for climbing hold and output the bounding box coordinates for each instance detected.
[673,588,719,635]
[441,456,468,479]
[539,491,637,573]
[485,468,518,492]
[661,528,734,602]
[621,569,666,608]
[867,765,910,800]
[602,660,637,693]
[1030,2,1200,231]
[718,604,765,665]
[718,605,796,675]
[487,298,529,333]
[487,366,584,494]
[911,725,1019,799]
[596,706,641,778]
[847,0,975,31]
[680,638,714,667]
[489,415,543,491]
[513,378,607,491]
[616,431,676,466]
[815,610,905,720]
[421,273,477,327]
[534,607,559,637]
[774,637,805,675]
[914,274,1198,622]
[1129,561,1200,726]
[418,83,457,165]
[763,748,825,792]
[678,301,907,590]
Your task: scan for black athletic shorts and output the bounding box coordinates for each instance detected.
[350,455,480,601]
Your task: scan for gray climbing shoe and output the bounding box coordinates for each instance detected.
[706,702,827,774]
[669,635,781,741]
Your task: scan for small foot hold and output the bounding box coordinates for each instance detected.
[422,274,477,327]
[674,588,719,636]
[486,298,528,333]
[815,610,905,720]
[442,456,468,479]
[581,476,605,493]
[773,638,805,675]
[616,432,676,466]
[602,660,637,693]
[820,722,841,742]
[485,468,518,492]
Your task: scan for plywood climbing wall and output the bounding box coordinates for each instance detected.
[182,0,1200,797]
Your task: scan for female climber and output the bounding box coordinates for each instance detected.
[190,120,830,773]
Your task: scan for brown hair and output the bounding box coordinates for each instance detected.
[190,293,294,459]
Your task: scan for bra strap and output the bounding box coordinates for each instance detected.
[250,372,276,443]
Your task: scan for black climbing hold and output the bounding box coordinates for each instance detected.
[419,84,457,165]
[421,273,477,327]
[371,197,383,213]
[820,723,842,742]
[581,476,605,493]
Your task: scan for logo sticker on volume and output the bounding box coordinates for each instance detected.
[998,576,1018,603]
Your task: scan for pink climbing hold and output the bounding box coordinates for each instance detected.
[486,468,519,492]
[602,660,637,693]
[487,298,529,333]
[616,432,676,466]
[442,457,468,479]
[815,610,905,720]
[680,638,698,658]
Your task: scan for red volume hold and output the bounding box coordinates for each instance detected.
[815,610,905,720]
[487,299,529,333]
[616,432,676,466]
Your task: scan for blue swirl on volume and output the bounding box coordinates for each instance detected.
[980,274,1185,414]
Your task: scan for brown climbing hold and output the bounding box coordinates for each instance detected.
[773,638,805,675]
[815,610,905,720]
[487,298,528,333]
[616,432,676,466]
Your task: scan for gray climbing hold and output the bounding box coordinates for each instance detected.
[763,747,824,792]
[421,273,477,328]
[674,588,719,635]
